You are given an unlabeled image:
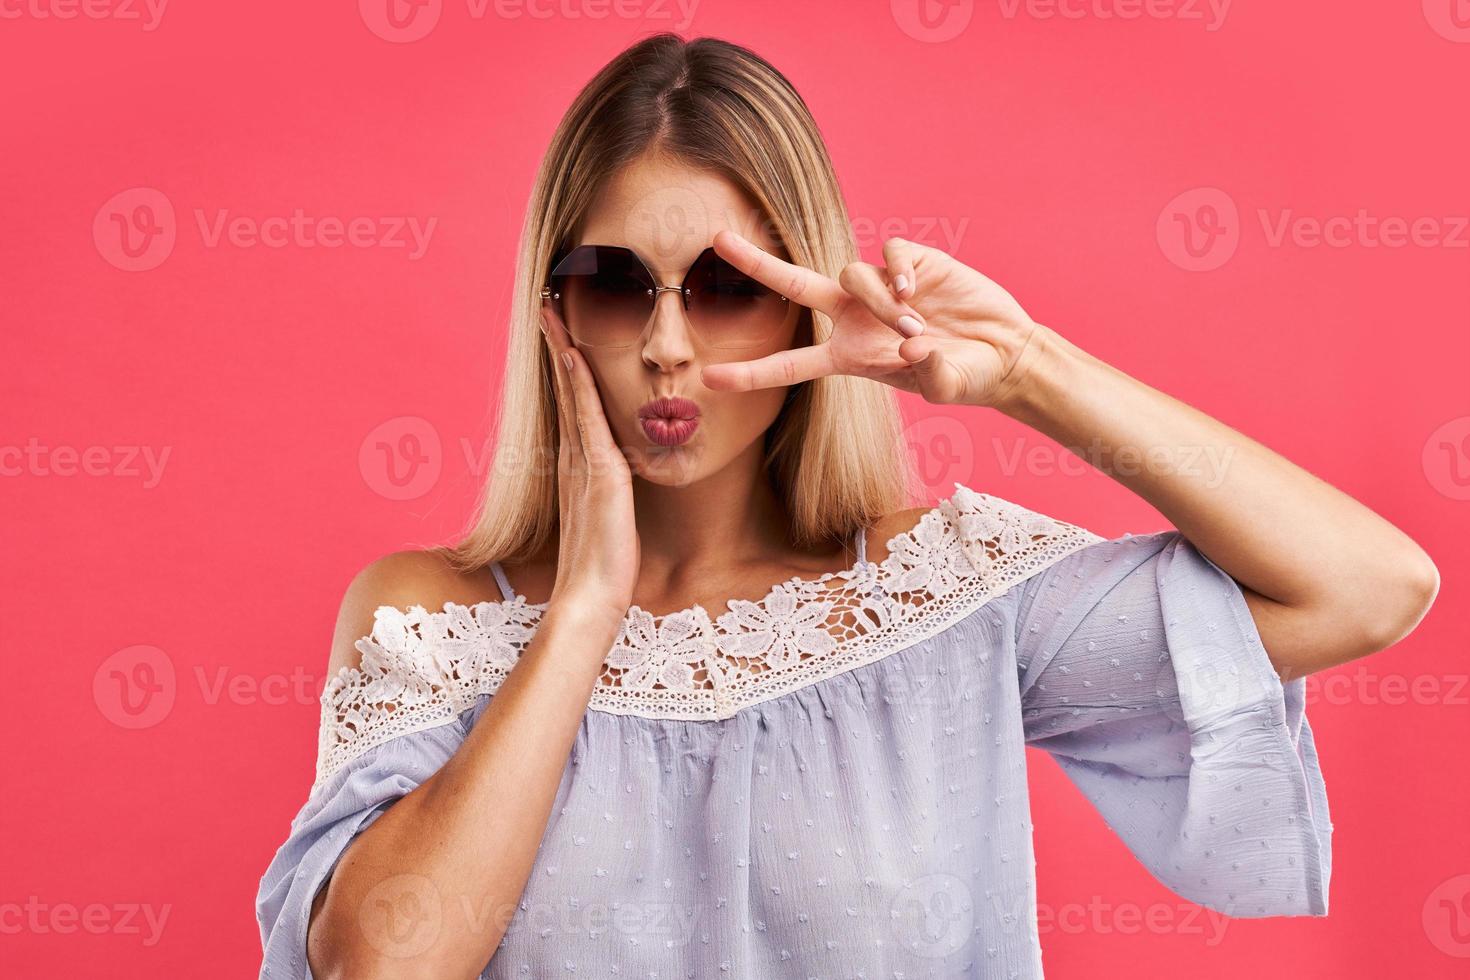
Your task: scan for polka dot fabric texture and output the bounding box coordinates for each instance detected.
[255,484,1332,979]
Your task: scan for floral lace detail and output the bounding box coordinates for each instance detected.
[313,483,1105,790]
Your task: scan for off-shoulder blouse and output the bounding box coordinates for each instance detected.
[255,482,1332,979]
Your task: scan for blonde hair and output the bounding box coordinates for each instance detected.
[438,33,913,573]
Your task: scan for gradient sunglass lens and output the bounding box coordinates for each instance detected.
[682,247,791,349]
[547,245,655,349]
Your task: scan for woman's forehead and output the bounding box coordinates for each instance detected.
[576,159,789,270]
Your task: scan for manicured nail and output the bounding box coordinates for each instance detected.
[897,314,923,337]
[561,351,573,371]
[894,274,909,295]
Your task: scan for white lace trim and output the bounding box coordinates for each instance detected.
[312,483,1104,791]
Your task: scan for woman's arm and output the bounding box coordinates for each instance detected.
[306,555,623,980]
[703,230,1439,681]
[986,322,1439,681]
[308,292,638,978]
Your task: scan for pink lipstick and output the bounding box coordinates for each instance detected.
[638,395,701,446]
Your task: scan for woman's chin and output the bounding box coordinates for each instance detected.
[626,438,708,487]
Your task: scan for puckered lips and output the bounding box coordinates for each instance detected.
[637,395,701,446]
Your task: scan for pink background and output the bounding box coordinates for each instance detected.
[4,2,1468,977]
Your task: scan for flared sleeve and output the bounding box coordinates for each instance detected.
[254,718,469,978]
[1011,529,1333,917]
[253,599,524,978]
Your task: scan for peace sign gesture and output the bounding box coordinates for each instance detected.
[700,229,1042,408]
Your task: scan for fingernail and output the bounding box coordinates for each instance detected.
[897,314,923,337]
[894,275,909,295]
[561,351,573,371]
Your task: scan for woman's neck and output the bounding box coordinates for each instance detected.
[631,466,789,579]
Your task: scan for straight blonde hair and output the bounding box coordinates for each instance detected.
[438,33,913,573]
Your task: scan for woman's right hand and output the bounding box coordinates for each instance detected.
[539,304,640,625]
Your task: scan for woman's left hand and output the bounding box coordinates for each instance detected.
[700,229,1042,408]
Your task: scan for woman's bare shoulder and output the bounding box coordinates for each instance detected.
[326,548,500,675]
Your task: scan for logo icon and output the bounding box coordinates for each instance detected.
[1157,187,1240,272]
[889,872,975,958]
[359,874,444,958]
[1423,416,1470,501]
[1423,0,1470,42]
[93,645,176,729]
[891,0,975,43]
[1152,641,1251,728]
[622,185,716,268]
[904,412,976,499]
[1423,873,1470,957]
[360,0,442,43]
[94,188,176,272]
[360,416,443,500]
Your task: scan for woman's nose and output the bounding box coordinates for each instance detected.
[640,288,697,367]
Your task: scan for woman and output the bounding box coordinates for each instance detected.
[256,33,1438,979]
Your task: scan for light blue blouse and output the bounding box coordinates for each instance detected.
[255,483,1332,979]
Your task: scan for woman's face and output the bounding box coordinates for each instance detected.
[554,153,806,487]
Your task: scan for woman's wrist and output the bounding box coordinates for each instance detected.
[531,605,625,681]
[543,589,629,641]
[985,320,1096,426]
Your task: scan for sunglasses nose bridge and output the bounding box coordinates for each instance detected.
[639,284,702,362]
[648,283,691,312]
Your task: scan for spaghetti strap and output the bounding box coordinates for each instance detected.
[489,561,516,602]
[855,525,867,564]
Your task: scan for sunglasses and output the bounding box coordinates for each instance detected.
[539,243,795,350]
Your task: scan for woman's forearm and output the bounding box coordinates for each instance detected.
[988,323,1439,678]
[306,603,622,980]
